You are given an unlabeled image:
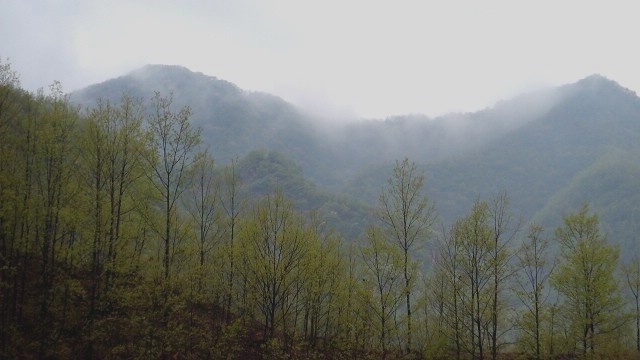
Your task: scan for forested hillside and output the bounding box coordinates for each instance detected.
[72,67,640,249]
[72,65,335,187]
[70,65,566,190]
[345,75,640,257]
[2,60,640,358]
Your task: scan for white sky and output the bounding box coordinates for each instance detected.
[2,0,639,119]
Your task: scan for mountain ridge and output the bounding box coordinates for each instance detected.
[70,65,640,249]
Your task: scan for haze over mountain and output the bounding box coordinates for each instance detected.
[71,65,564,186]
[73,65,322,171]
[72,65,640,254]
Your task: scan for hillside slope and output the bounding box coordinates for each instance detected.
[416,75,640,257]
[73,67,640,248]
[72,65,565,189]
[72,65,336,184]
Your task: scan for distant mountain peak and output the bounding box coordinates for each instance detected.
[574,73,636,96]
[134,64,192,73]
[129,64,215,81]
[71,64,247,106]
[126,64,237,89]
[577,73,614,87]
[582,73,609,81]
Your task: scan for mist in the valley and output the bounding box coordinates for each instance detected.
[304,83,567,187]
[70,64,573,193]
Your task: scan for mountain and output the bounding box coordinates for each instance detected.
[72,67,640,252]
[430,75,640,214]
[70,65,563,189]
[72,65,335,184]
[341,75,640,253]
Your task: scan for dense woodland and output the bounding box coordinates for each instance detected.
[2,60,640,359]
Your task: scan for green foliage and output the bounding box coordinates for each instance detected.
[4,63,640,358]
[426,195,516,360]
[238,190,309,338]
[376,157,436,354]
[236,149,371,240]
[513,224,555,359]
[359,226,404,354]
[551,204,626,357]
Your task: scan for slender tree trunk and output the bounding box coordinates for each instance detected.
[87,166,103,359]
[491,260,498,360]
[381,306,387,360]
[470,274,476,360]
[226,193,236,324]
[404,248,412,355]
[549,305,555,358]
[106,166,116,290]
[0,217,7,357]
[453,280,461,360]
[636,294,640,352]
[582,316,588,357]
[476,290,484,360]
[534,290,540,360]
[164,182,171,280]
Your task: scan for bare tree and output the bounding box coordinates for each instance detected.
[80,94,147,357]
[456,200,493,360]
[488,192,518,360]
[376,158,435,355]
[551,205,624,357]
[431,224,465,359]
[144,92,200,280]
[514,224,554,360]
[360,226,404,358]
[220,158,244,323]
[33,83,78,356]
[240,190,308,339]
[184,150,221,269]
[623,255,640,353]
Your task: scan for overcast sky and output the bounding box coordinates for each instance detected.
[2,0,639,119]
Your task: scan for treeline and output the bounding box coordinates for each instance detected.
[1,61,640,359]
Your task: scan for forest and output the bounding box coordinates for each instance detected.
[1,60,640,359]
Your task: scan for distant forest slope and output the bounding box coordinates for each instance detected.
[71,65,565,190]
[72,65,334,185]
[72,66,640,250]
[422,75,640,220]
[343,75,640,253]
[533,152,640,259]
